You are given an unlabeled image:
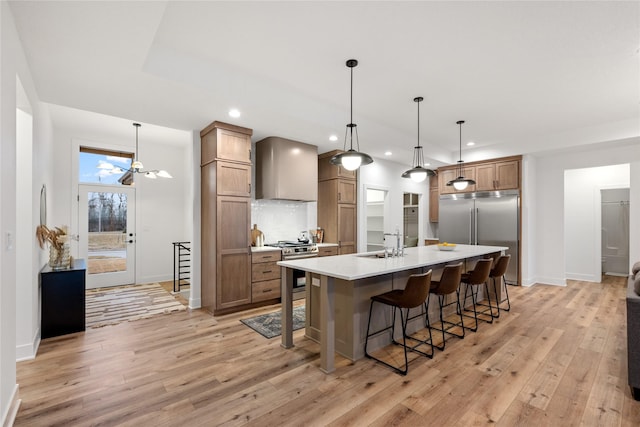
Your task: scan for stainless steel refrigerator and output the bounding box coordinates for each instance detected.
[439,190,519,285]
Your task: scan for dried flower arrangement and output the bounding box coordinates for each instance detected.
[36,225,70,266]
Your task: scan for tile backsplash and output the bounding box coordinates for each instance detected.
[251,199,318,243]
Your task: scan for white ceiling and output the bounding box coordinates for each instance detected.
[8,1,640,167]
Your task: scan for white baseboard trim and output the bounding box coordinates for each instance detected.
[534,276,567,287]
[2,384,20,427]
[16,329,41,362]
[565,272,599,282]
[189,297,201,309]
[139,274,172,284]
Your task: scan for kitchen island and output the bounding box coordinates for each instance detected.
[279,244,508,373]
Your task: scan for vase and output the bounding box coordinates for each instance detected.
[49,243,71,270]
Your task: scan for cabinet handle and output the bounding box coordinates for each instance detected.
[248,183,251,193]
[263,270,272,274]
[338,192,341,201]
[263,289,271,293]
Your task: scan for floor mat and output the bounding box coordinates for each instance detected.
[240,305,305,339]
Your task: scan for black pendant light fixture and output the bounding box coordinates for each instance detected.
[402,96,435,182]
[330,59,373,171]
[446,120,475,190]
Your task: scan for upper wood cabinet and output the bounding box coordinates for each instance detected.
[200,121,252,165]
[318,150,357,181]
[317,151,358,255]
[475,159,519,191]
[438,156,521,194]
[439,166,476,194]
[429,175,439,223]
[216,161,251,197]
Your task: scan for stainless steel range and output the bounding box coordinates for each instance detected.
[265,241,319,260]
[265,241,318,298]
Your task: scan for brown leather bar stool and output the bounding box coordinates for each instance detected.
[364,270,433,375]
[489,254,511,315]
[460,258,494,332]
[426,262,464,351]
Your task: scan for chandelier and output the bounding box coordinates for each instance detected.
[102,123,172,182]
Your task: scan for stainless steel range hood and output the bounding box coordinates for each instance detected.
[255,136,318,201]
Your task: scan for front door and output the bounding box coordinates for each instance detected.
[79,184,136,288]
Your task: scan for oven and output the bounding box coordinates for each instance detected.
[265,241,318,297]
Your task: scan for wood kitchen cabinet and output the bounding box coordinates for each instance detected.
[429,174,439,223]
[475,159,519,191]
[439,166,476,194]
[438,156,521,194]
[317,151,357,255]
[201,121,253,315]
[201,121,252,165]
[251,250,281,303]
[318,150,357,180]
[318,246,338,257]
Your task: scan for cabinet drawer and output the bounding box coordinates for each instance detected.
[252,279,281,302]
[318,246,338,257]
[252,261,280,281]
[252,251,281,264]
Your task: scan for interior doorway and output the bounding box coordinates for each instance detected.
[403,192,420,247]
[365,188,387,252]
[601,188,630,276]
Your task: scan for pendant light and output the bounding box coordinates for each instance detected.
[446,120,475,191]
[330,59,373,171]
[112,123,172,181]
[401,96,435,182]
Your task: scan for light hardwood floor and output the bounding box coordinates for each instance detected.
[15,276,640,426]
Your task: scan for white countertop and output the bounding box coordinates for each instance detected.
[316,243,339,247]
[278,244,508,281]
[251,246,282,253]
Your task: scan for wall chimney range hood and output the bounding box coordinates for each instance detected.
[255,136,318,201]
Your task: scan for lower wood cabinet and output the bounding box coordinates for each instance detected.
[251,250,281,302]
[41,259,86,339]
[318,246,338,257]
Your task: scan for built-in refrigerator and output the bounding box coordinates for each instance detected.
[439,190,519,285]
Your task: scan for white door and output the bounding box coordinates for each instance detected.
[79,184,136,288]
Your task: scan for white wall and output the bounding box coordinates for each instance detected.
[52,126,191,286]
[564,164,629,282]
[1,2,52,423]
[531,138,640,286]
[358,157,430,251]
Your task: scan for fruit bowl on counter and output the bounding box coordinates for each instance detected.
[437,242,457,251]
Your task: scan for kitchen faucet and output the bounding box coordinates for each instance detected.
[383,229,403,257]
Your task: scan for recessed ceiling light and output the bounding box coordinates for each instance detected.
[228,108,241,118]
[466,141,475,146]
[423,162,431,167]
[384,151,392,156]
[329,135,338,142]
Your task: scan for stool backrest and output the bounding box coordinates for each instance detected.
[466,258,493,285]
[490,254,510,278]
[432,263,463,295]
[400,269,433,308]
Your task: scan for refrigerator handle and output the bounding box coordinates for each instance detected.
[469,208,473,244]
[475,207,479,245]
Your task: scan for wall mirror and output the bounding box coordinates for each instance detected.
[40,184,47,225]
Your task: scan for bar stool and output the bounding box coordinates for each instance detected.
[426,262,464,351]
[460,258,494,332]
[489,254,511,315]
[364,270,433,375]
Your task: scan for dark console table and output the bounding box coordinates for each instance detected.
[40,258,86,338]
